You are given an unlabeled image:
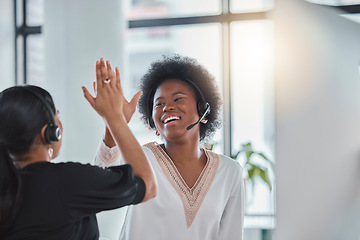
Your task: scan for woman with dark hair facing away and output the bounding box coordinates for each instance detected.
[95,54,244,240]
[0,58,157,240]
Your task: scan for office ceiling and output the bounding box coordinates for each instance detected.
[306,1,360,23]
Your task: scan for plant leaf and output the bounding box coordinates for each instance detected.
[247,162,263,170]
[245,151,254,161]
[258,152,269,161]
[247,168,256,187]
[259,168,272,191]
[242,142,253,152]
[246,163,272,191]
[231,150,242,160]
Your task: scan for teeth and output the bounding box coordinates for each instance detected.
[164,116,180,124]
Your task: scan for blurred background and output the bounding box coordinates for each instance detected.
[1,0,360,239]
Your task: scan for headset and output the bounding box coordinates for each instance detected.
[23,87,62,145]
[147,78,210,130]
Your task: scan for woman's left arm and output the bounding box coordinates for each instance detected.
[218,163,245,240]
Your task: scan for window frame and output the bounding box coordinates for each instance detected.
[14,0,42,85]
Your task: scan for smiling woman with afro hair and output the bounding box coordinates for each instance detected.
[95,54,245,240]
[137,54,222,142]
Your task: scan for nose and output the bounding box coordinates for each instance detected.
[163,103,175,112]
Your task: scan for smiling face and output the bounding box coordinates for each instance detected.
[152,79,200,142]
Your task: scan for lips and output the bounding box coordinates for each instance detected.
[162,115,180,124]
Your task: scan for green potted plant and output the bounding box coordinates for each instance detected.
[206,141,273,196]
[231,142,273,193]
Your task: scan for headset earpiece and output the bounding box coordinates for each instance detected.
[23,86,62,145]
[44,124,62,145]
[197,101,210,117]
[185,79,210,118]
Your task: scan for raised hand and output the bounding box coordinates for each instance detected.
[82,58,126,123]
[123,90,142,123]
[82,58,157,202]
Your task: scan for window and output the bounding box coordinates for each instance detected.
[126,0,221,19]
[230,0,274,13]
[15,0,44,85]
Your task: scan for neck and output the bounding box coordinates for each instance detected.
[13,143,50,168]
[164,141,203,165]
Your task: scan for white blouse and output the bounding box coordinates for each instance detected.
[95,141,244,240]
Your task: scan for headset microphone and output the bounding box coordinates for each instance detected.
[186,103,210,131]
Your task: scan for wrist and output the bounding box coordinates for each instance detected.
[104,114,126,127]
[104,127,116,148]
[105,115,128,138]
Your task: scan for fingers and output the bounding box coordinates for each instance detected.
[115,67,124,95]
[130,91,143,108]
[100,58,109,85]
[95,60,103,91]
[95,57,123,94]
[93,81,97,96]
[106,60,116,88]
[82,86,95,107]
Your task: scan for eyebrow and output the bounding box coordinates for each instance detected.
[154,92,186,102]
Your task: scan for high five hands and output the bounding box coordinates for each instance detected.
[82,58,142,124]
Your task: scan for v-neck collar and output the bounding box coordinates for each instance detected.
[145,142,219,228]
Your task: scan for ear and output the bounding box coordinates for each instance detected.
[40,125,49,144]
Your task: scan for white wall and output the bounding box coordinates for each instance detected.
[274,1,360,239]
[44,0,126,164]
[0,0,15,90]
[44,1,127,239]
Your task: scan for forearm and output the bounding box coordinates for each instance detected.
[106,116,157,202]
[104,127,116,148]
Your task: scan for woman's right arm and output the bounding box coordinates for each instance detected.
[82,58,157,202]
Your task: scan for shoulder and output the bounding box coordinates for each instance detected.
[24,161,91,172]
[142,142,161,158]
[207,151,243,170]
[143,141,158,150]
[54,161,97,170]
[55,161,133,175]
[50,162,101,179]
[206,151,243,179]
[210,153,245,192]
[220,154,242,168]
[51,162,129,181]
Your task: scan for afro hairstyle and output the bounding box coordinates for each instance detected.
[137,54,222,142]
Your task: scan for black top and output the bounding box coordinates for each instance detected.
[5,161,146,240]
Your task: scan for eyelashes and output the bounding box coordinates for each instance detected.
[154,97,184,108]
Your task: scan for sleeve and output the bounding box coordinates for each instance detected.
[94,139,124,168]
[59,162,146,217]
[218,162,245,240]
